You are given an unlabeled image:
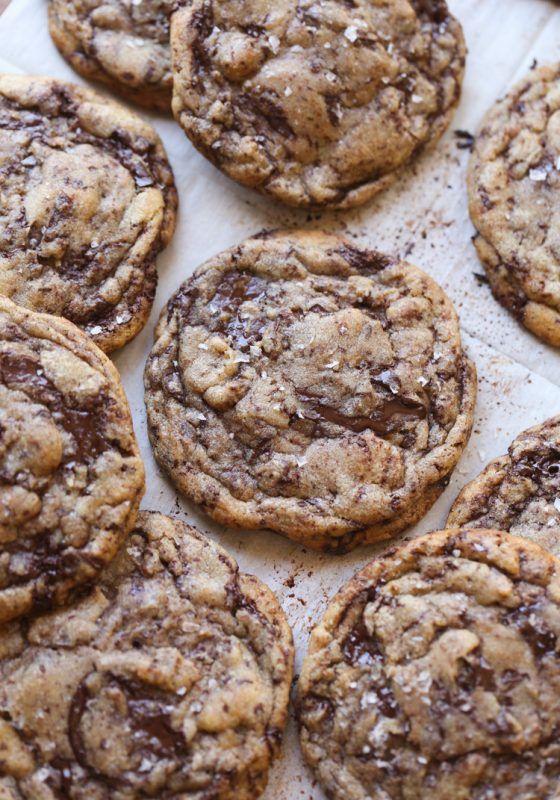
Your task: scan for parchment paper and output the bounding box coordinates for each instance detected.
[1,1,560,796]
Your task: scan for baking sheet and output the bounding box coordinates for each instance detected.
[1,1,560,796]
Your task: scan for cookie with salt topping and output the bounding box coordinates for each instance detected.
[144,231,476,551]
[48,0,174,111]
[298,528,560,799]
[171,0,466,208]
[468,64,560,346]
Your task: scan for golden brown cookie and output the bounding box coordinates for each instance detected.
[48,0,174,111]
[144,231,476,552]
[171,0,466,209]
[298,528,560,800]
[0,296,144,623]
[0,74,177,352]
[468,64,560,346]
[0,511,294,800]
[448,416,560,554]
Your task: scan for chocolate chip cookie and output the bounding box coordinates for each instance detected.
[468,64,560,346]
[0,296,144,624]
[298,528,560,800]
[48,0,174,111]
[0,511,294,800]
[144,231,476,552]
[448,417,560,555]
[171,0,466,209]
[0,74,177,352]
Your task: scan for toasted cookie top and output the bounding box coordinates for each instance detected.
[298,528,560,800]
[48,0,174,111]
[171,0,465,208]
[144,231,476,551]
[0,512,293,800]
[448,417,560,554]
[0,297,144,623]
[468,64,560,346]
[0,74,177,352]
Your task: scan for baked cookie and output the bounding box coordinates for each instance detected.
[171,0,466,209]
[298,528,560,800]
[468,64,560,346]
[0,296,144,624]
[144,231,476,552]
[448,416,560,554]
[48,0,174,111]
[0,511,294,800]
[0,74,177,353]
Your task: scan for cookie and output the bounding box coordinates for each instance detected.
[0,296,144,624]
[48,0,174,111]
[468,64,560,346]
[170,0,466,209]
[448,416,560,554]
[144,231,476,552]
[298,528,560,800]
[0,511,294,800]
[0,74,177,353]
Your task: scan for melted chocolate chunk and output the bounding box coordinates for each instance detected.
[297,391,426,436]
[342,617,382,665]
[457,652,496,693]
[119,678,187,760]
[46,758,75,800]
[336,245,395,275]
[507,602,558,657]
[516,450,560,481]
[411,0,450,25]
[209,271,268,351]
[69,674,187,783]
[0,351,108,462]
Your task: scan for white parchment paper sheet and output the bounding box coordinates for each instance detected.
[1,1,560,796]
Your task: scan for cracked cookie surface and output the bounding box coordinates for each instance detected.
[0,511,294,800]
[0,74,177,352]
[448,416,560,555]
[0,297,145,623]
[298,528,560,800]
[468,64,560,346]
[144,231,476,552]
[48,0,174,111]
[171,0,465,209]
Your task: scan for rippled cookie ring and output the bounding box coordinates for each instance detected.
[0,512,294,800]
[171,0,466,209]
[298,528,560,800]
[144,231,476,552]
[448,416,560,555]
[468,64,560,346]
[0,297,144,623]
[48,0,174,111]
[0,74,177,352]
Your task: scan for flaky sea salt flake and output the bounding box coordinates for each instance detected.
[529,167,548,182]
[344,25,359,42]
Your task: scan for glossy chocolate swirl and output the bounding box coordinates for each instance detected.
[0,297,144,623]
[144,231,476,552]
[0,512,293,800]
